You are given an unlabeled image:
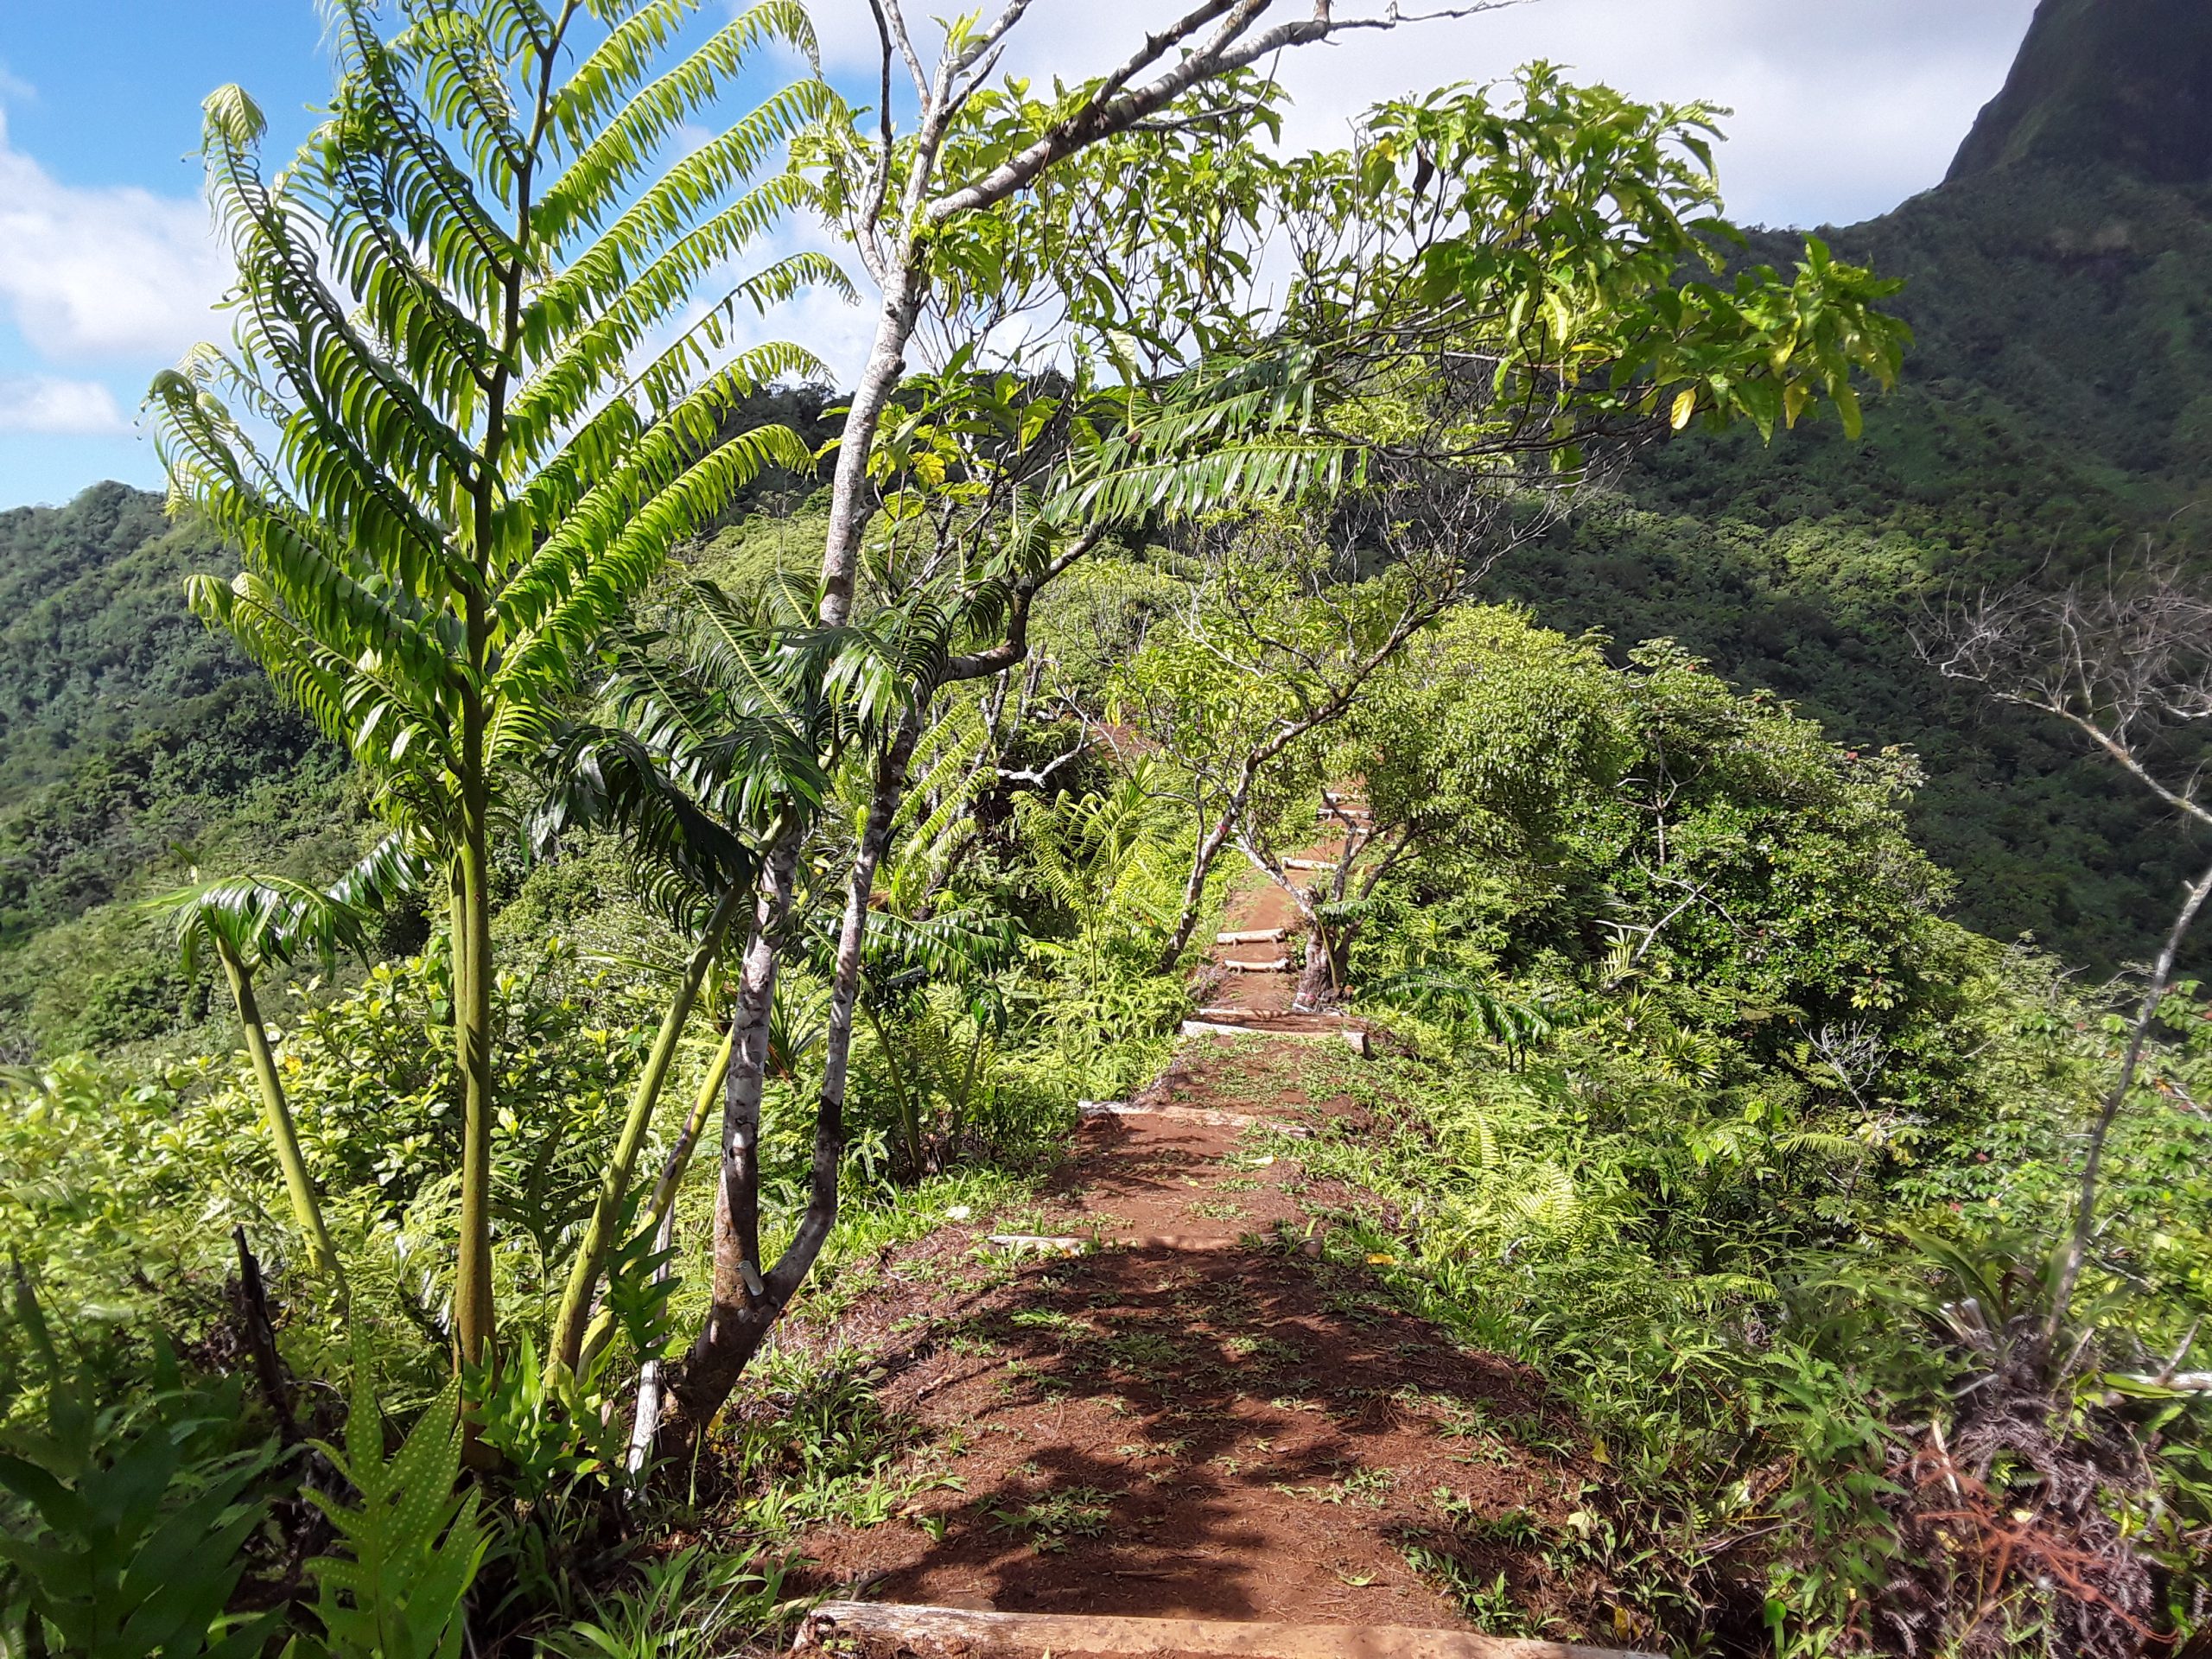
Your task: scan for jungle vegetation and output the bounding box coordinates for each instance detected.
[1,2,2208,1656]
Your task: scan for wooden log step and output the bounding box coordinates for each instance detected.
[1079,1099,1313,1136]
[1195,1006,1344,1021]
[983,1229,1285,1257]
[798,1599,1659,1659]
[1113,1231,1247,1253]
[1182,1019,1371,1060]
[1216,926,1287,945]
[1220,956,1290,973]
[1182,1017,1285,1039]
[1184,1017,1300,1038]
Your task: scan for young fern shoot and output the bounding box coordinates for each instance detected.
[151,836,427,1290]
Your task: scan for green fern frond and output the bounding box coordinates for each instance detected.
[299,1360,488,1659]
[151,0,842,847]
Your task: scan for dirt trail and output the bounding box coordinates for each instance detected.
[783,795,1597,1640]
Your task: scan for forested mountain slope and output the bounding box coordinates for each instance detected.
[1498,0,2212,969]
[0,387,840,1058]
[3,10,2207,1653]
[1948,0,2212,187]
[0,483,270,797]
[0,488,352,1055]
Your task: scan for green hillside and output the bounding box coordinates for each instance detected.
[0,489,358,1057]
[0,385,843,1058]
[1498,2,2212,970]
[7,0,2212,1046]
[3,10,2208,1655]
[0,483,259,796]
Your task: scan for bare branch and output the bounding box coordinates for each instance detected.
[1924,563,2212,830]
[925,1,1514,226]
[2045,849,2212,1356]
[851,1,901,286]
[998,722,1092,791]
[873,0,931,101]
[941,527,1112,683]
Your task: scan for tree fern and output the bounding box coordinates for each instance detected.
[875,696,997,912]
[148,0,841,1380]
[1011,765,1176,934]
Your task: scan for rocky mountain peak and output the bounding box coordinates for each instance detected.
[1948,0,2212,186]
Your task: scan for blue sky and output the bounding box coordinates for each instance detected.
[0,0,2041,511]
[1,1,330,505]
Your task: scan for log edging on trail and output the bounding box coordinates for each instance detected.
[1180,1020,1371,1058]
[983,1230,1279,1255]
[1078,1099,1316,1136]
[796,1599,1662,1659]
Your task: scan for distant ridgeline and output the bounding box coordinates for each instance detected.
[0,485,327,929]
[0,487,328,1056]
[1497,0,2212,971]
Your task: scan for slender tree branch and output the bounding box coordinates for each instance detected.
[2044,852,2212,1357]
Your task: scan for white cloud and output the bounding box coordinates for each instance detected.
[0,105,228,364]
[792,0,2039,228]
[1292,0,2044,226]
[0,373,131,435]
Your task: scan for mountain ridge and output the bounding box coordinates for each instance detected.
[1948,0,2212,187]
[1495,1,2212,970]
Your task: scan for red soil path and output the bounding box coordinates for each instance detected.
[769,796,1611,1642]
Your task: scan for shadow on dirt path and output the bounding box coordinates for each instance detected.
[775,798,1599,1633]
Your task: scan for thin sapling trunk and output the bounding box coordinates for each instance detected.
[625,1023,734,1477]
[659,832,798,1444]
[1162,807,1241,969]
[861,999,926,1173]
[661,722,920,1447]
[451,803,499,1396]
[215,938,344,1289]
[550,880,747,1378]
[715,834,801,1310]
